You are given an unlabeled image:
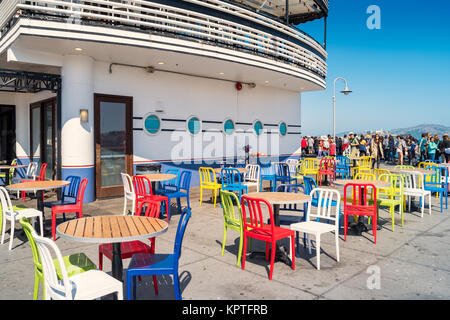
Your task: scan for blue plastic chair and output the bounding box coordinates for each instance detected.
[335,156,350,179]
[221,168,248,203]
[154,169,180,219]
[424,167,448,212]
[274,163,296,189]
[156,170,191,221]
[126,208,192,300]
[260,164,276,192]
[43,176,81,221]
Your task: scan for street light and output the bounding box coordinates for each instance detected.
[332,77,352,139]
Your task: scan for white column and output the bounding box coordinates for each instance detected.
[61,54,95,202]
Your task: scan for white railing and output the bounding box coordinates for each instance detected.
[0,0,327,78]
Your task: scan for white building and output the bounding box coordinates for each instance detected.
[0,0,328,202]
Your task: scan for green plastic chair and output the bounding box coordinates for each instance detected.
[0,159,17,184]
[220,190,251,266]
[372,174,404,231]
[19,217,97,300]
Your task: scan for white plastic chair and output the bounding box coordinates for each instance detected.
[401,172,431,218]
[243,164,260,192]
[290,188,340,270]
[12,162,38,198]
[32,230,123,300]
[286,159,298,176]
[0,186,43,250]
[121,173,135,215]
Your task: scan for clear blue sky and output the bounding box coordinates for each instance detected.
[298,0,450,136]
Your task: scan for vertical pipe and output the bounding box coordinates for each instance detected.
[285,0,289,25]
[324,16,327,49]
[56,78,62,180]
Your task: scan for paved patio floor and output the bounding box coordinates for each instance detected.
[1,166,449,300]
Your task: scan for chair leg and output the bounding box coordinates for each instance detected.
[269,241,276,280]
[290,234,295,270]
[199,187,203,206]
[153,275,159,295]
[52,210,57,241]
[316,235,321,270]
[39,214,43,237]
[174,273,181,300]
[237,228,243,266]
[429,193,432,215]
[335,230,340,262]
[33,273,40,300]
[241,234,247,270]
[126,274,133,300]
[344,214,348,241]
[9,218,14,250]
[390,207,395,232]
[123,196,127,216]
[98,250,103,270]
[221,226,227,256]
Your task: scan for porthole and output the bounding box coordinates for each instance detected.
[187,116,201,135]
[143,114,161,135]
[223,119,235,135]
[253,120,263,136]
[279,122,287,136]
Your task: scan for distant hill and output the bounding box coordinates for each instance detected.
[337,124,449,139]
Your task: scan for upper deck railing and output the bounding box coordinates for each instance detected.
[0,0,327,79]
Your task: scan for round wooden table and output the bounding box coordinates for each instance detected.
[7,180,70,237]
[137,173,177,192]
[57,215,168,284]
[0,164,28,185]
[244,192,311,266]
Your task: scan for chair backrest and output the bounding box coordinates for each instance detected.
[0,186,14,214]
[31,229,72,300]
[37,163,47,181]
[395,165,414,169]
[419,162,437,169]
[319,158,335,172]
[358,156,372,168]
[355,172,376,181]
[336,156,349,169]
[373,168,390,179]
[19,217,44,279]
[141,199,161,218]
[241,195,275,234]
[424,166,446,186]
[244,164,260,182]
[133,175,153,197]
[121,173,134,196]
[274,162,290,178]
[178,170,192,192]
[400,172,423,190]
[303,158,319,172]
[8,159,17,177]
[62,176,81,202]
[163,168,179,189]
[260,163,274,176]
[303,176,318,195]
[75,179,89,205]
[285,159,298,175]
[306,188,340,226]
[199,167,217,185]
[173,208,192,267]
[221,168,241,186]
[344,183,377,209]
[378,174,403,198]
[220,190,243,228]
[27,162,38,179]
[276,183,305,194]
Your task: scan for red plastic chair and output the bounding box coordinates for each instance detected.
[21,163,47,201]
[343,183,378,244]
[51,178,88,241]
[318,158,335,186]
[133,175,169,222]
[98,199,161,294]
[240,195,295,280]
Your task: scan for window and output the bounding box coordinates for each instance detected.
[253,120,263,136]
[187,116,201,135]
[143,114,161,135]
[223,119,235,135]
[279,122,287,136]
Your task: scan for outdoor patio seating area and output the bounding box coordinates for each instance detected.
[0,158,449,300]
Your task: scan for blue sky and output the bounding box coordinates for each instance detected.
[298,0,450,136]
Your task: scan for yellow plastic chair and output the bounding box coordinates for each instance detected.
[418,162,437,169]
[302,158,319,181]
[394,165,414,170]
[376,174,404,231]
[351,156,372,178]
[292,161,304,184]
[373,168,390,180]
[355,172,376,181]
[199,167,222,207]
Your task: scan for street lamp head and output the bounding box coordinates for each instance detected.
[341,84,352,95]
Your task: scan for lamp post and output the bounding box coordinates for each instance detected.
[332,77,352,139]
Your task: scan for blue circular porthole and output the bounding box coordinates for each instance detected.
[223,119,235,135]
[279,122,287,136]
[187,116,201,135]
[143,114,161,135]
[253,120,263,136]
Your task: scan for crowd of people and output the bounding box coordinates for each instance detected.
[300,132,450,166]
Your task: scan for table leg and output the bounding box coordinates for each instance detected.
[111,242,123,300]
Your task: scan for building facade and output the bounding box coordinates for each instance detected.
[0,0,328,202]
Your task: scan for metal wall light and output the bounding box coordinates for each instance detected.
[80,109,89,123]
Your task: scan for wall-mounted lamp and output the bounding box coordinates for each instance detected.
[80,109,89,123]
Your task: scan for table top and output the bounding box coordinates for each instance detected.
[245,192,311,205]
[7,180,70,191]
[57,215,168,244]
[214,167,248,173]
[334,179,390,187]
[137,173,177,182]
[438,163,450,168]
[388,167,431,175]
[0,164,28,169]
